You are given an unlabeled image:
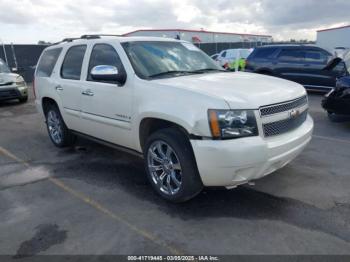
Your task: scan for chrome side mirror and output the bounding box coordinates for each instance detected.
[90,65,119,81]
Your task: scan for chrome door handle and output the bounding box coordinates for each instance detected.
[82,89,94,96]
[55,85,64,91]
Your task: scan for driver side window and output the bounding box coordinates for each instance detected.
[87,44,126,83]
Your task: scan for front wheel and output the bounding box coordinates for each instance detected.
[144,128,203,202]
[19,96,28,103]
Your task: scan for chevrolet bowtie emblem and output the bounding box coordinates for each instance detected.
[289,109,300,119]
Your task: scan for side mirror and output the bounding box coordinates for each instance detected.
[323,57,343,71]
[90,65,126,85]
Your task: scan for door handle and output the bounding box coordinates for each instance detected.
[55,85,64,91]
[82,89,94,96]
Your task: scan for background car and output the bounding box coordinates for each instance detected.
[245,45,348,91]
[333,47,350,58]
[322,52,350,120]
[0,59,28,103]
[210,53,219,61]
[217,48,252,71]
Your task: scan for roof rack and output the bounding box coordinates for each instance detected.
[51,34,124,46]
[80,34,123,39]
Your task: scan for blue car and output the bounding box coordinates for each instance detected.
[322,53,350,120]
[245,45,348,91]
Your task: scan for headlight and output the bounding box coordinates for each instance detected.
[208,109,258,139]
[15,76,25,87]
[16,81,26,86]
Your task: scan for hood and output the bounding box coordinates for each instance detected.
[154,72,306,109]
[0,73,21,84]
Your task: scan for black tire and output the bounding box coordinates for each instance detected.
[19,96,28,103]
[327,112,348,122]
[144,128,203,203]
[259,71,274,76]
[45,104,76,148]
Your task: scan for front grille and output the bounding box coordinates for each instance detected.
[0,89,19,99]
[263,110,308,137]
[260,95,308,116]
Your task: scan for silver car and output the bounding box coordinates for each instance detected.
[0,59,28,103]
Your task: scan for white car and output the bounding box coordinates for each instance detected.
[217,48,252,68]
[34,35,313,202]
[0,59,28,103]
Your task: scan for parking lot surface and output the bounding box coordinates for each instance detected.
[0,85,350,255]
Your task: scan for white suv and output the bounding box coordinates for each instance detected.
[34,35,313,202]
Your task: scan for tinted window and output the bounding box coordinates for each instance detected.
[305,50,328,63]
[87,44,125,82]
[253,48,276,59]
[36,48,62,77]
[221,51,227,58]
[61,45,86,80]
[278,49,304,61]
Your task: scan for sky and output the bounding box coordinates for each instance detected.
[0,0,349,44]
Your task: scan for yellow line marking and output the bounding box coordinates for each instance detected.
[0,146,182,255]
[0,147,30,168]
[313,135,350,145]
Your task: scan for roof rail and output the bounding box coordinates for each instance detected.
[80,34,123,39]
[51,34,124,46]
[51,37,81,46]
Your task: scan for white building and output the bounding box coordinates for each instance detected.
[317,25,350,52]
[123,29,273,44]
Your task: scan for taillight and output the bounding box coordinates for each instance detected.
[33,77,36,99]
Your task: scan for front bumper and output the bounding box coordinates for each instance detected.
[0,85,28,101]
[191,114,313,187]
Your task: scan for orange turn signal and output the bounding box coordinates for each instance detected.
[208,110,221,138]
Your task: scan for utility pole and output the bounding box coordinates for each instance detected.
[0,38,8,65]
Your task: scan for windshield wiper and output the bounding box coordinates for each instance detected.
[148,70,192,78]
[189,68,227,74]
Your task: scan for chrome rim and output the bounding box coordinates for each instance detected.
[47,110,63,144]
[147,141,182,195]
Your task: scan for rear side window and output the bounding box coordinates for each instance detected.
[305,50,328,63]
[252,48,276,59]
[87,44,126,83]
[61,45,87,80]
[278,49,304,62]
[36,48,62,77]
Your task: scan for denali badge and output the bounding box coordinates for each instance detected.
[289,109,300,119]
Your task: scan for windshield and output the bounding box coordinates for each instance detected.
[0,59,10,73]
[122,41,223,79]
[239,49,251,59]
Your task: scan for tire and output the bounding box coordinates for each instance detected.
[144,128,203,203]
[19,96,28,103]
[45,104,76,148]
[327,112,348,122]
[261,71,273,76]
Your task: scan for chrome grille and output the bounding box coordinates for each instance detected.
[260,95,308,116]
[263,110,307,137]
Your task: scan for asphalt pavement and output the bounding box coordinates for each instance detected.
[0,86,349,256]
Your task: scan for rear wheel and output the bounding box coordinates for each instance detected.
[144,128,203,202]
[45,104,76,147]
[259,70,274,76]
